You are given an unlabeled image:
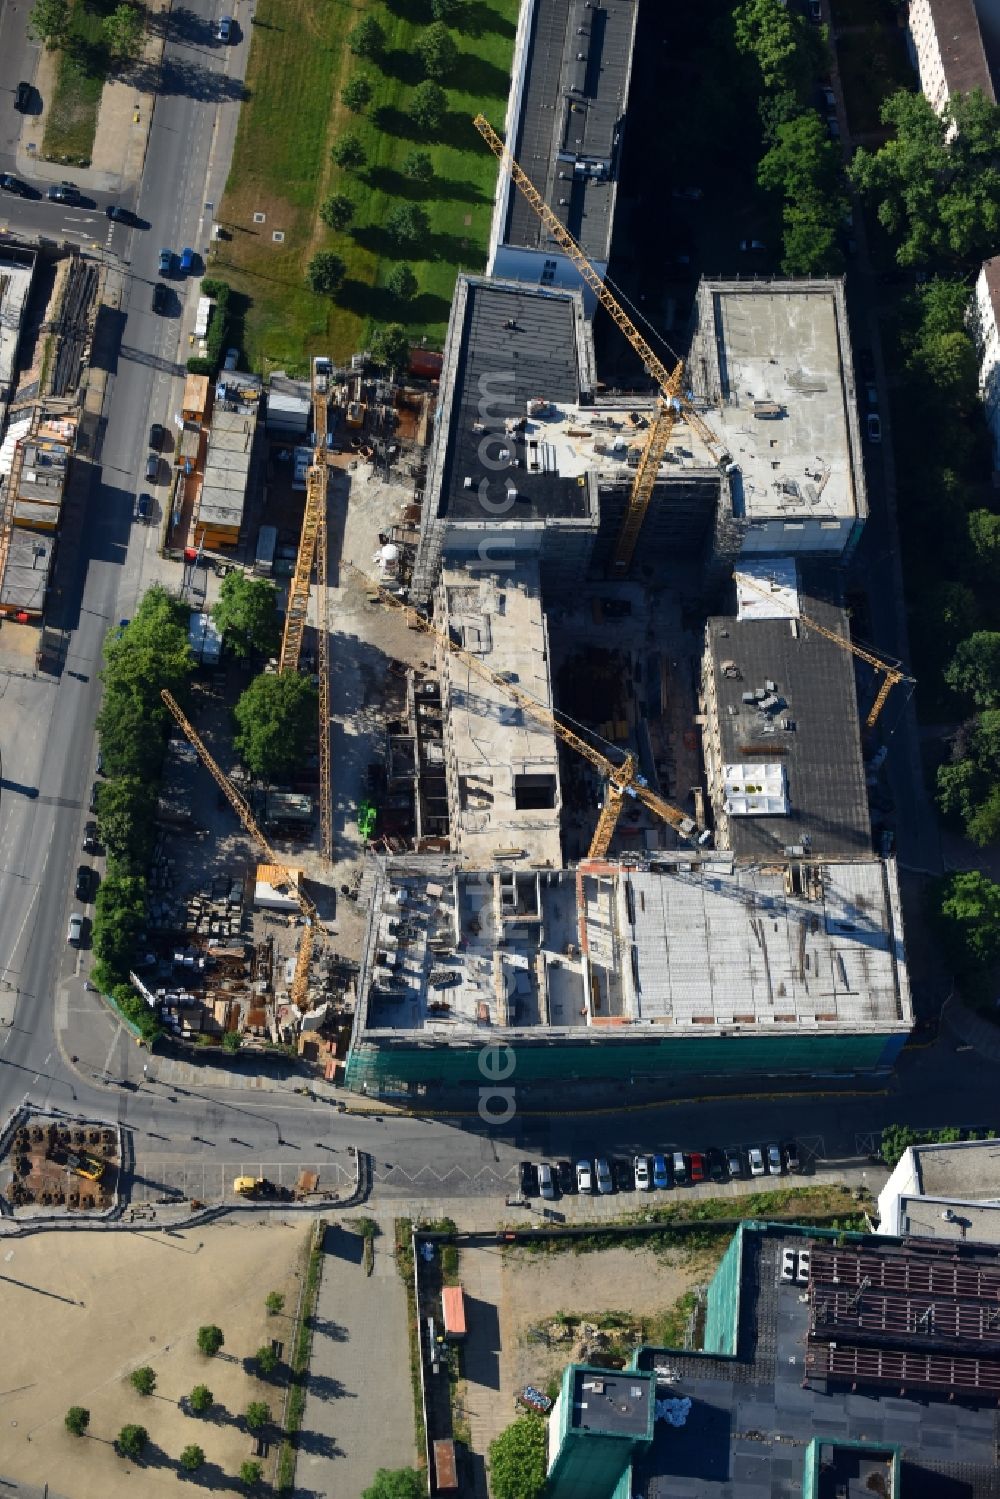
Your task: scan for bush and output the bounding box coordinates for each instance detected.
[341,74,373,112]
[65,1406,90,1436]
[307,251,347,297]
[188,1383,213,1415]
[180,1444,205,1472]
[223,1030,242,1053]
[488,1416,548,1499]
[256,1344,279,1375]
[129,1366,156,1397]
[265,1291,285,1316]
[320,193,356,231]
[197,1324,224,1357]
[244,1400,271,1432]
[417,21,458,80]
[410,79,446,134]
[110,984,161,1045]
[240,1460,264,1488]
[331,133,368,171]
[186,356,213,375]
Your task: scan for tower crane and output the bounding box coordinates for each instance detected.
[351,566,698,859]
[735,572,915,728]
[160,690,321,1009]
[473,114,729,577]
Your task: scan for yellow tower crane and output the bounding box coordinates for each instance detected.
[735,572,915,728]
[351,566,698,859]
[160,690,321,1008]
[473,114,729,577]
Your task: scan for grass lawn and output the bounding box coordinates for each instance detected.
[836,23,915,135]
[215,0,518,371]
[42,0,117,164]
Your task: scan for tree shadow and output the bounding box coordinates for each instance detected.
[294,1428,345,1459]
[308,1314,350,1340]
[437,107,491,152]
[306,1372,354,1403]
[370,103,428,142]
[379,47,425,87]
[411,289,452,323]
[384,0,431,21]
[129,56,249,102]
[365,164,430,202]
[463,0,516,38]
[144,5,217,47]
[452,51,510,100]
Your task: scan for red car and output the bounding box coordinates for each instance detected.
[688,1152,706,1184]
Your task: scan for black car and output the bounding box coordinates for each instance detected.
[83,820,100,852]
[149,422,165,449]
[519,1161,538,1197]
[88,781,100,814]
[706,1146,726,1183]
[15,81,31,111]
[555,1159,575,1195]
[613,1157,634,1192]
[0,173,25,195]
[152,281,168,314]
[106,203,129,221]
[75,865,93,901]
[135,492,151,522]
[145,452,159,482]
[46,181,80,203]
[782,1140,802,1174]
[725,1146,746,1179]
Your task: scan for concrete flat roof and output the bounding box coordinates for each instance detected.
[199,404,256,531]
[689,279,866,526]
[0,249,35,392]
[898,1195,1000,1246]
[437,562,563,867]
[915,1139,1000,1199]
[0,525,52,613]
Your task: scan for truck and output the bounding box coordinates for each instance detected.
[66,1150,104,1182]
[254,524,277,577]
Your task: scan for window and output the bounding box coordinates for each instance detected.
[514,773,557,810]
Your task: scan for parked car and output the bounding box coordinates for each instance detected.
[748,1146,766,1177]
[820,86,836,113]
[671,1150,688,1186]
[15,81,31,111]
[634,1154,652,1191]
[158,248,173,275]
[652,1154,671,1190]
[866,413,882,443]
[67,913,84,945]
[865,383,878,408]
[0,173,26,195]
[706,1147,726,1182]
[152,282,169,314]
[149,422,165,449]
[671,186,703,200]
[538,1162,555,1200]
[179,246,196,273]
[782,1140,802,1174]
[725,1146,745,1179]
[688,1152,706,1185]
[106,204,130,221]
[145,452,159,482]
[519,1161,538,1197]
[216,14,232,40]
[809,0,822,19]
[767,1143,783,1175]
[555,1160,575,1196]
[576,1159,594,1194]
[223,347,239,371]
[827,117,840,139]
[613,1157,634,1192]
[47,181,80,203]
[75,865,92,901]
[88,781,100,814]
[83,820,99,853]
[595,1157,614,1195]
[135,492,151,522]
[95,748,105,776]
[739,238,767,252]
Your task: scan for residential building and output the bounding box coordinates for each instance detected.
[193,372,261,549]
[546,1365,654,1499]
[906,0,995,114]
[970,256,1000,473]
[877,1136,1000,1244]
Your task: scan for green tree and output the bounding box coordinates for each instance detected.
[94,775,156,865]
[410,79,446,134]
[780,202,842,276]
[348,14,385,58]
[91,868,147,989]
[386,263,418,302]
[967,787,1000,846]
[402,149,434,182]
[936,869,1000,978]
[102,2,143,58]
[188,1383,213,1415]
[197,1324,225,1357]
[256,1344,279,1375]
[130,1366,156,1397]
[244,1400,271,1432]
[28,0,69,48]
[307,251,347,297]
[945,632,1000,707]
[968,510,1000,584]
[850,88,1000,266]
[180,1444,205,1472]
[116,1424,149,1460]
[362,1470,426,1499]
[341,75,373,113]
[385,202,430,250]
[240,1460,265,1488]
[370,323,410,372]
[212,572,280,658]
[331,133,368,172]
[320,193,356,231]
[732,0,823,115]
[431,0,464,18]
[758,111,846,274]
[417,21,458,79]
[233,673,318,780]
[65,1406,90,1436]
[265,1290,285,1315]
[925,581,979,648]
[223,1030,242,1053]
[101,586,193,719]
[936,757,982,825]
[488,1415,548,1499]
[96,690,166,782]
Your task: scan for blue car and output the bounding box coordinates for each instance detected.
[652,1154,672,1190]
[179,246,195,273]
[158,248,172,275]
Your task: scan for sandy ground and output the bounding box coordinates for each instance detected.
[0,1222,309,1496]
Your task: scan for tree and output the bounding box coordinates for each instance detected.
[417,21,458,80]
[757,111,846,274]
[320,193,356,231]
[28,0,69,49]
[968,510,1000,584]
[233,673,318,780]
[732,0,823,114]
[116,1424,149,1460]
[212,572,280,659]
[188,1384,213,1415]
[97,690,167,782]
[386,263,418,302]
[180,1444,205,1472]
[850,88,1000,267]
[402,149,434,182]
[341,75,374,113]
[223,1030,242,1053]
[197,1324,225,1357]
[945,632,1000,707]
[936,869,1000,969]
[102,2,143,58]
[307,251,347,297]
[370,323,410,373]
[431,0,464,18]
[65,1406,90,1436]
[348,14,385,58]
[256,1345,279,1375]
[331,133,368,172]
[385,202,430,250]
[362,1470,426,1499]
[91,868,148,989]
[101,586,193,718]
[967,787,1000,846]
[130,1366,156,1397]
[488,1415,548,1499]
[94,776,156,865]
[410,80,446,134]
[265,1291,285,1316]
[244,1400,271,1432]
[240,1461,265,1488]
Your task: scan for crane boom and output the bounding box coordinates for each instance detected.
[735,573,915,728]
[352,567,697,856]
[160,690,319,1007]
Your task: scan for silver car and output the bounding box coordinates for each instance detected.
[595,1157,614,1195]
[576,1159,593,1194]
[748,1146,766,1177]
[538,1162,555,1200]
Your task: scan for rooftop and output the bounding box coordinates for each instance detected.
[198,399,258,533]
[569,1365,652,1436]
[632,1227,1000,1499]
[923,0,996,102]
[703,577,872,861]
[437,563,563,867]
[0,247,35,393]
[689,280,866,525]
[915,1138,1000,1200]
[501,0,639,264]
[0,525,52,613]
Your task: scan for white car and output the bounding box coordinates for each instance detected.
[67,913,83,946]
[748,1146,766,1177]
[576,1159,593,1194]
[634,1154,652,1191]
[595,1157,614,1195]
[767,1143,783,1175]
[538,1162,555,1200]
